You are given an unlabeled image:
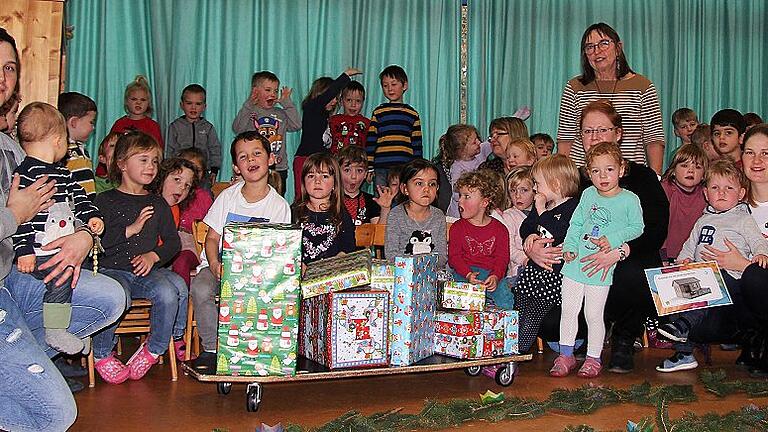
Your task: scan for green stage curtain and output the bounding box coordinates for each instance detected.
[65,0,460,202]
[466,0,768,165]
[66,0,767,197]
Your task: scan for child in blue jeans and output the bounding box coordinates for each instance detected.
[448,170,513,309]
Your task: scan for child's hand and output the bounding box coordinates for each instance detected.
[131,252,159,277]
[678,258,692,265]
[466,272,482,285]
[374,185,394,209]
[126,206,154,238]
[345,67,363,77]
[210,259,222,281]
[752,254,768,269]
[280,87,293,101]
[483,274,499,292]
[17,254,36,273]
[88,217,105,235]
[533,192,547,214]
[563,251,577,263]
[594,235,612,253]
[523,234,542,252]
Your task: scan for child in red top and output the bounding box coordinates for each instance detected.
[448,170,512,309]
[660,144,708,263]
[110,75,164,150]
[328,81,370,154]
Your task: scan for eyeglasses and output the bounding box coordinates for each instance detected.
[583,39,613,54]
[489,132,509,140]
[581,127,615,136]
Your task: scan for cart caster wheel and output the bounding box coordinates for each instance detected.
[495,363,516,387]
[246,383,262,412]
[465,366,482,376]
[217,382,232,395]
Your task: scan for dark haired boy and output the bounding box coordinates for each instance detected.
[328,81,370,154]
[711,109,746,166]
[337,146,392,226]
[530,133,555,160]
[190,131,291,373]
[58,91,98,200]
[167,84,222,183]
[366,65,422,190]
[232,71,301,194]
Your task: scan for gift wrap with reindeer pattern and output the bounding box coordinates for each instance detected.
[434,308,519,359]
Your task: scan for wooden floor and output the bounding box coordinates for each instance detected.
[72,344,767,431]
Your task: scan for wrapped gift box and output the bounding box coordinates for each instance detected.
[371,259,395,291]
[441,281,485,311]
[299,291,389,369]
[434,309,519,359]
[216,223,302,377]
[390,254,438,366]
[301,250,371,299]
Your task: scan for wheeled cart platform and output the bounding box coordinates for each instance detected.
[183,353,532,412]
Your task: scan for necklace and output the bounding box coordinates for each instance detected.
[595,78,619,94]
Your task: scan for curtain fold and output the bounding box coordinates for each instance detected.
[467,0,767,165]
[65,0,460,202]
[66,0,767,199]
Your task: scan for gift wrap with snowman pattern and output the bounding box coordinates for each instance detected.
[433,308,519,359]
[300,250,372,299]
[389,254,438,366]
[299,291,390,369]
[441,281,485,311]
[216,223,302,377]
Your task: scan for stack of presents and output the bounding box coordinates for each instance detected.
[214,223,519,377]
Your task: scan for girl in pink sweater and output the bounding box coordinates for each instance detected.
[494,166,535,280]
[660,144,708,263]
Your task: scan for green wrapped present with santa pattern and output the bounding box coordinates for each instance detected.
[216,223,301,377]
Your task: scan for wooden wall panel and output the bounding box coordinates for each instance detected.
[0,0,64,108]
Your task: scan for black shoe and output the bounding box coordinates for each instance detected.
[608,337,634,374]
[736,333,764,368]
[54,356,88,378]
[65,376,85,393]
[192,351,216,373]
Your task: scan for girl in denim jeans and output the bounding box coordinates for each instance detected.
[93,132,186,384]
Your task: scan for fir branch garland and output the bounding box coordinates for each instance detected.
[216,371,768,432]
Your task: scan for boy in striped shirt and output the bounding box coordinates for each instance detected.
[366,65,422,190]
[58,92,98,200]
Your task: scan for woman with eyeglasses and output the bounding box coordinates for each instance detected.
[556,23,665,175]
[478,116,529,176]
[529,100,669,374]
[706,124,768,376]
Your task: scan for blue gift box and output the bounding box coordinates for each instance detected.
[389,254,438,366]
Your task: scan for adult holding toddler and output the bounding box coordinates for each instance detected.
[557,23,665,174]
[708,124,768,376]
[532,100,668,373]
[0,26,123,430]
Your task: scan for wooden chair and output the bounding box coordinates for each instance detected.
[183,221,210,360]
[355,223,386,258]
[87,299,177,387]
[211,181,231,199]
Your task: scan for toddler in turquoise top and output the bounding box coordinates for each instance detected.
[551,142,644,378]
